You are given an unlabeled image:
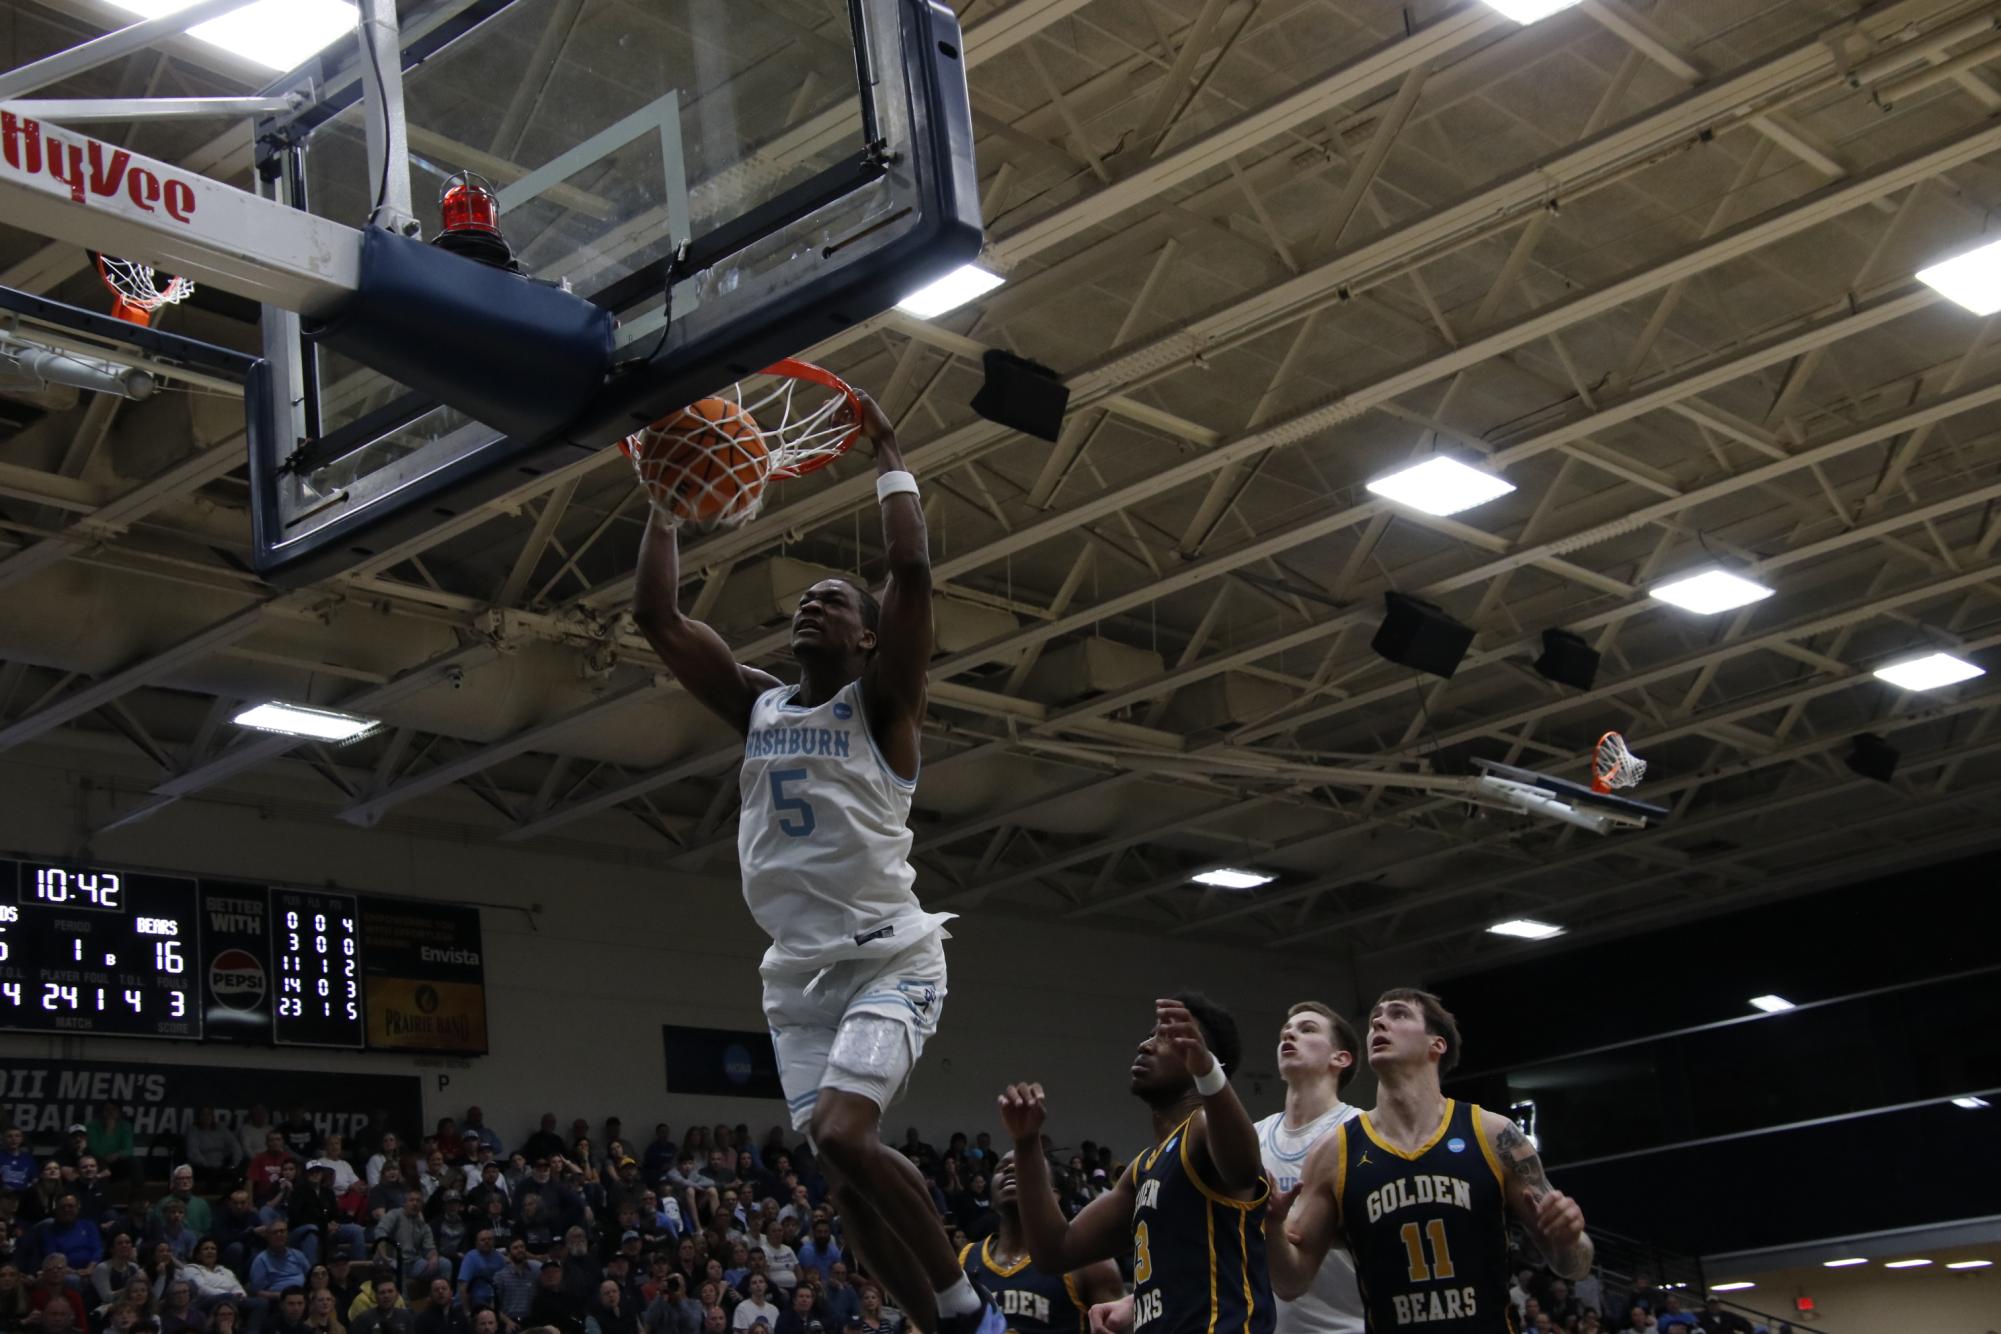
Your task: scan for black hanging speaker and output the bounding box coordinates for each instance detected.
[1534,628,1600,690]
[1845,733,1900,783]
[1372,592,1475,679]
[970,349,1069,442]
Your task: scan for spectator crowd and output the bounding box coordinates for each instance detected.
[0,1100,1769,1334]
[0,1103,1130,1334]
[1508,1262,1771,1334]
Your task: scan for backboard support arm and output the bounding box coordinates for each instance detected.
[356,0,418,238]
[3,95,306,124]
[0,0,261,101]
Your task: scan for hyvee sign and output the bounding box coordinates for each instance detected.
[0,112,196,219]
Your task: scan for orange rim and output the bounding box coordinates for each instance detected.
[1590,730,1621,794]
[94,253,171,326]
[761,357,863,480]
[617,358,862,478]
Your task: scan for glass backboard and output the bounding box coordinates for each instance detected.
[248,0,979,581]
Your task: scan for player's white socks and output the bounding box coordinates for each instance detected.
[937,1276,982,1318]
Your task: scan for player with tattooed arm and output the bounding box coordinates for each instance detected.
[1264,989,1591,1333]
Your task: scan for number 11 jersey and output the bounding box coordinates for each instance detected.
[1333,1100,1515,1333]
[738,681,952,969]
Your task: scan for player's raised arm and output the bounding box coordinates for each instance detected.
[1073,1259,1125,1310]
[856,394,932,780]
[1157,998,1262,1196]
[1264,1136,1340,1300]
[997,1084,1131,1273]
[1482,1109,1593,1280]
[632,508,782,734]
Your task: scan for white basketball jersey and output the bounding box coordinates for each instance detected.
[1258,1104,1365,1334]
[738,681,953,968]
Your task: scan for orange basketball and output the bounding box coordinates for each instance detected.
[629,397,768,526]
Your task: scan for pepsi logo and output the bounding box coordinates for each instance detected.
[209,948,265,1011]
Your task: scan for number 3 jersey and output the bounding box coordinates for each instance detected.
[1128,1113,1276,1334]
[738,682,953,969]
[1332,1100,1514,1333]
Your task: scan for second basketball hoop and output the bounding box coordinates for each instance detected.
[94,253,193,328]
[1591,731,1648,794]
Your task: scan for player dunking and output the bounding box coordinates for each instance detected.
[999,995,1275,1334]
[960,1151,1123,1334]
[1266,989,1592,1333]
[633,394,1000,1334]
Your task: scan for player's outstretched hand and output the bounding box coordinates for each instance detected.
[1533,1187,1586,1249]
[1155,997,1216,1077]
[1088,1296,1133,1334]
[997,1082,1047,1141]
[837,390,897,453]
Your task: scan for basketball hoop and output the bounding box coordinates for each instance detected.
[622,358,864,529]
[1590,731,1647,794]
[93,253,194,328]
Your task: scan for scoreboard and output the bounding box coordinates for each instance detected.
[4,863,197,1038]
[0,856,485,1052]
[271,890,362,1047]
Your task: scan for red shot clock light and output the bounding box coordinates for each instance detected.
[432,170,519,271]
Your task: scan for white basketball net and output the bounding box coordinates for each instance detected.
[625,363,859,530]
[1592,731,1647,791]
[97,255,194,313]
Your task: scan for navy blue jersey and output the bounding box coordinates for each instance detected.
[961,1238,1086,1334]
[1129,1113,1276,1334]
[1332,1100,1515,1333]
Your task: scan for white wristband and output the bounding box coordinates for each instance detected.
[1193,1061,1227,1096]
[876,470,919,503]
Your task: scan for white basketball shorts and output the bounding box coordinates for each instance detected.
[761,929,947,1131]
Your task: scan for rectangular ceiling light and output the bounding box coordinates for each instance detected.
[1873,651,1986,692]
[1951,1095,1991,1109]
[1884,1259,1932,1269]
[1650,569,1775,615]
[896,264,1005,319]
[1366,456,1516,517]
[1822,1258,1868,1268]
[1483,0,1584,21]
[1709,1283,1755,1293]
[109,1,359,72]
[1487,918,1564,940]
[1749,994,1796,1013]
[1946,1260,1992,1270]
[1191,868,1275,891]
[233,702,382,743]
[1918,238,2001,316]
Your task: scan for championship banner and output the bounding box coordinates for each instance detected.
[199,880,273,1042]
[359,899,487,1053]
[0,1056,421,1159]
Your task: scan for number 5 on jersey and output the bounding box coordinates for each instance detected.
[769,768,816,836]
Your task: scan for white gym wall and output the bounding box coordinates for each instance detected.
[0,734,1353,1144]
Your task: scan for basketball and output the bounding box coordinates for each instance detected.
[628,397,769,527]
